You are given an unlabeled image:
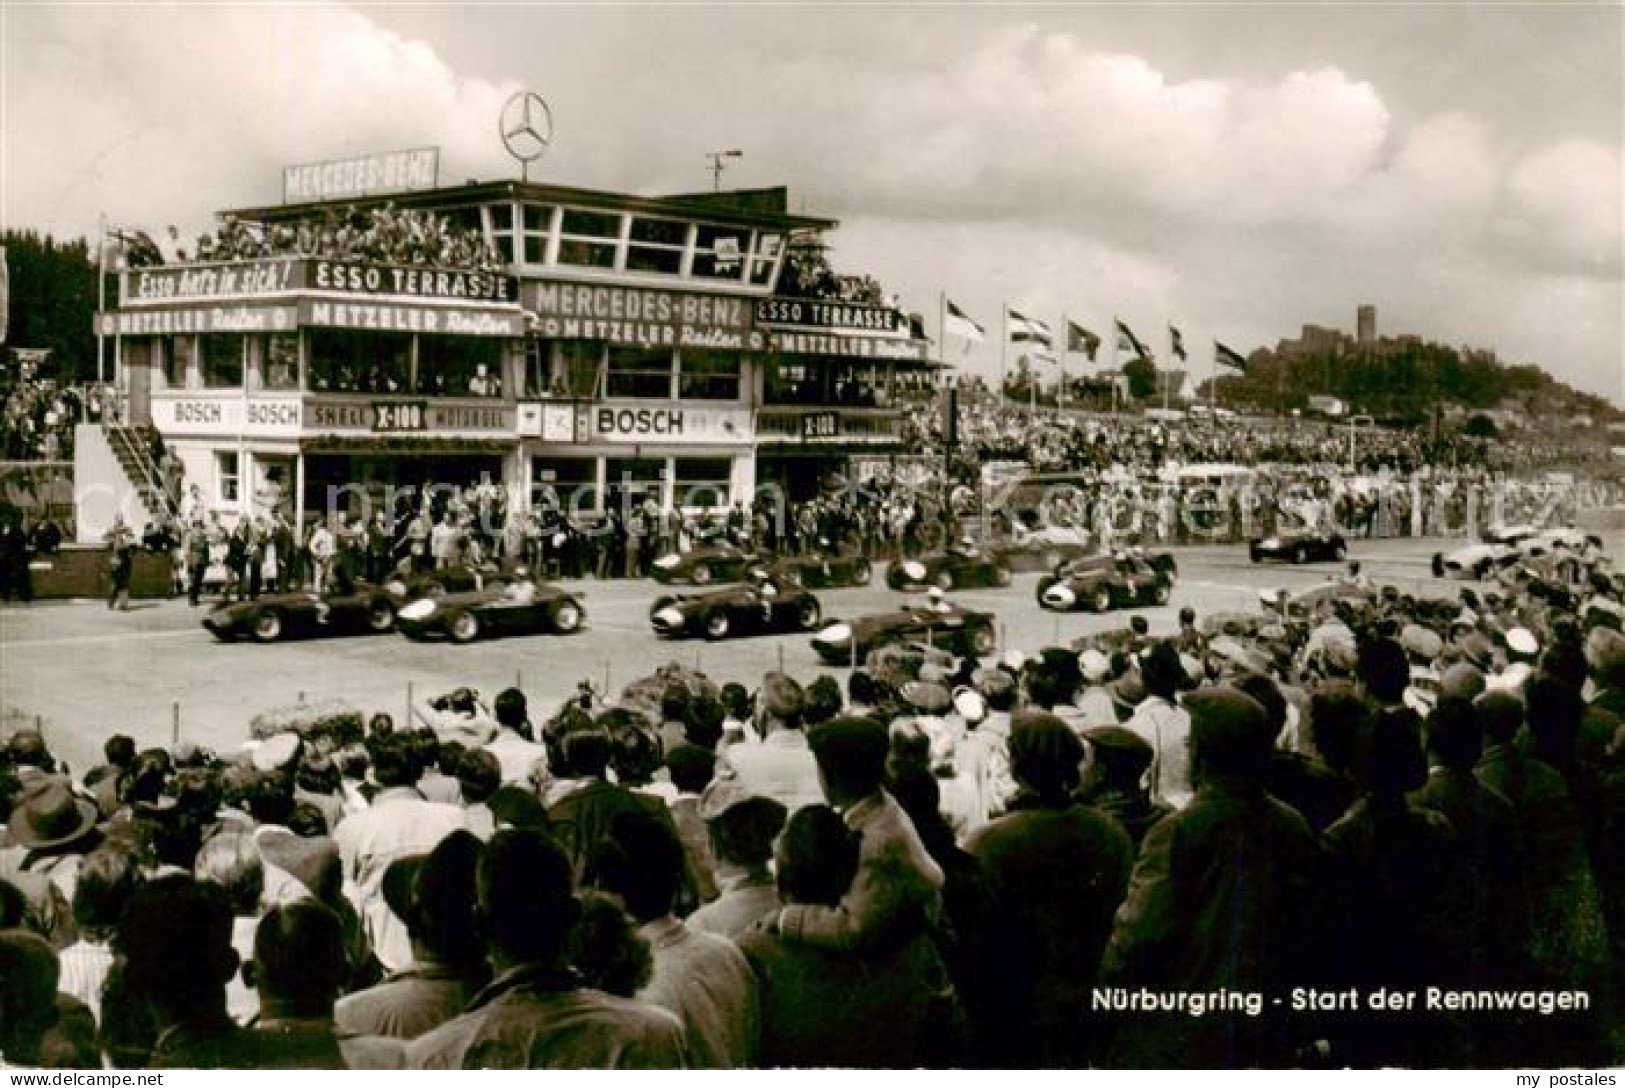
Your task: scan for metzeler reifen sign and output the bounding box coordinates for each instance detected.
[527,283,764,350]
[282,148,440,204]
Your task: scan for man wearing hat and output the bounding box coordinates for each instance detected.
[955,667,1019,822]
[1078,726,1170,850]
[2,776,101,906]
[1074,649,1119,730]
[687,778,787,941]
[1124,643,1194,810]
[1101,687,1318,1068]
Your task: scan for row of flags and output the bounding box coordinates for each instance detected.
[944,298,1250,373]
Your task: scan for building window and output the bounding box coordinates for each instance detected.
[691,224,749,282]
[750,232,784,287]
[309,328,412,394]
[487,203,516,265]
[673,457,732,510]
[678,350,742,401]
[765,358,814,405]
[531,456,597,514]
[605,456,666,511]
[521,204,554,265]
[626,217,687,275]
[420,336,504,397]
[199,333,244,389]
[264,333,300,391]
[558,208,621,269]
[605,346,673,400]
[162,336,193,389]
[217,451,240,504]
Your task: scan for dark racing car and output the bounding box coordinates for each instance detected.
[767,549,873,589]
[649,581,825,640]
[810,602,998,664]
[1249,528,1348,565]
[648,542,763,585]
[383,563,508,604]
[986,528,1096,573]
[394,580,586,643]
[203,583,398,643]
[886,546,1012,591]
[1036,554,1174,613]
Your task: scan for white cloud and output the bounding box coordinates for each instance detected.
[5,4,518,244]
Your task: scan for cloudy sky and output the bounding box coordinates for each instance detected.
[5,3,1621,401]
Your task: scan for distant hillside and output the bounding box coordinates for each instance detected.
[1208,338,1621,428]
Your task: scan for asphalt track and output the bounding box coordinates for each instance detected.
[1,535,1616,773]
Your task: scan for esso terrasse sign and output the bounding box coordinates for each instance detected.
[122,258,517,307]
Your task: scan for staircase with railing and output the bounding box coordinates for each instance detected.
[103,423,179,524]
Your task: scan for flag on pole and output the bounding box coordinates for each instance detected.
[1169,324,1187,361]
[944,299,985,343]
[1115,318,1149,359]
[0,246,8,345]
[1066,321,1100,361]
[1022,349,1059,366]
[1214,341,1248,372]
[1007,308,1053,347]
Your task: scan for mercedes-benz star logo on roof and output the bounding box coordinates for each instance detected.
[500,91,553,167]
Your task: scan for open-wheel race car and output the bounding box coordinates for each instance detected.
[203,583,399,643]
[383,563,509,604]
[1249,528,1348,565]
[650,581,825,640]
[810,602,998,664]
[986,526,1097,573]
[886,546,1013,592]
[766,549,874,589]
[649,542,763,586]
[394,580,586,643]
[1035,553,1175,613]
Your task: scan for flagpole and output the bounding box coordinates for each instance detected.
[1210,340,1218,415]
[1163,323,1171,413]
[939,291,948,397]
[1110,314,1119,417]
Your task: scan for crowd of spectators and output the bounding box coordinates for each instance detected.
[2,549,1622,1069]
[130,205,502,273]
[1,376,116,462]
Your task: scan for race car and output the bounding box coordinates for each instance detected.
[649,542,763,585]
[886,547,1013,591]
[649,582,824,640]
[203,583,399,643]
[394,580,586,643]
[766,550,873,588]
[1035,554,1174,613]
[1431,531,1532,579]
[1249,528,1348,565]
[810,602,998,664]
[986,526,1096,573]
[383,564,508,604]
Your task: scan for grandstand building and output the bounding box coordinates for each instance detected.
[87,172,939,536]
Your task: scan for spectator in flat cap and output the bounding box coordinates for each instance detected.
[1321,707,1469,1066]
[1125,642,1194,809]
[1102,687,1319,1068]
[967,711,1133,1067]
[777,716,946,958]
[587,811,759,1069]
[716,673,823,814]
[408,829,686,1069]
[337,830,485,1042]
[736,806,945,1068]
[1077,725,1169,851]
[686,778,786,941]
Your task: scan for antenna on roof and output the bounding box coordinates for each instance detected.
[706,149,743,192]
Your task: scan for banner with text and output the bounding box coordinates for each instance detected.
[150,395,304,438]
[578,404,754,445]
[527,282,764,351]
[755,297,911,338]
[767,330,930,361]
[97,305,301,337]
[122,259,517,307]
[306,399,516,436]
[283,148,440,204]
